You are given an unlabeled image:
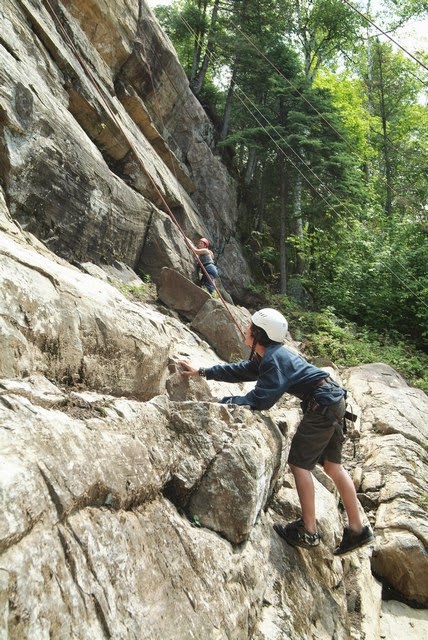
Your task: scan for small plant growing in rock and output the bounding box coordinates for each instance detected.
[116,275,155,302]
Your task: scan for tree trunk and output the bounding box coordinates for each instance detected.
[292,172,305,275]
[189,0,208,86]
[192,0,221,95]
[365,1,373,184]
[279,160,287,294]
[244,146,257,185]
[221,59,238,140]
[376,42,393,216]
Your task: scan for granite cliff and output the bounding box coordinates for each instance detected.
[0,2,427,639]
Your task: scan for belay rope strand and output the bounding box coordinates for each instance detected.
[41,0,245,340]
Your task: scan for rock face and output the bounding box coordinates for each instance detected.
[157,267,250,361]
[1,2,427,639]
[1,0,252,301]
[345,364,428,607]
[2,204,427,638]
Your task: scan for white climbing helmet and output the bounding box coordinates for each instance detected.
[251,308,288,343]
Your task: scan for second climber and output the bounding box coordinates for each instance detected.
[189,237,218,295]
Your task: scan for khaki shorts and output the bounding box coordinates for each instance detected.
[287,398,346,470]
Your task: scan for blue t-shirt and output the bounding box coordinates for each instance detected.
[205,343,345,411]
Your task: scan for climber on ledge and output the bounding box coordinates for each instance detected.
[178,308,374,555]
[187,236,218,295]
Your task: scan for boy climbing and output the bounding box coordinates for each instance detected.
[178,308,374,555]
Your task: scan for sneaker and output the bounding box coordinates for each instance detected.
[333,525,374,555]
[274,519,321,550]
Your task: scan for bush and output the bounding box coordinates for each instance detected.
[115,276,156,303]
[270,295,428,393]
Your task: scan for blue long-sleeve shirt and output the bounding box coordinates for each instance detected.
[205,343,345,411]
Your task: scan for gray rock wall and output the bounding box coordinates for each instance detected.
[1,0,251,299]
[0,2,427,639]
[2,198,427,638]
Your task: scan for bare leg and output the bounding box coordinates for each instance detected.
[289,464,317,534]
[323,460,363,532]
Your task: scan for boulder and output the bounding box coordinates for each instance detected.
[191,299,251,361]
[345,363,428,606]
[157,266,210,320]
[188,409,286,544]
[158,267,250,360]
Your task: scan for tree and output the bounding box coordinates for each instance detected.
[190,0,221,94]
[272,0,364,278]
[155,0,427,345]
[366,42,427,215]
[280,0,363,82]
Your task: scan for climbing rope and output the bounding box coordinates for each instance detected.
[38,1,427,316]
[40,0,246,340]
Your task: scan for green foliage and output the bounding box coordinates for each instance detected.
[244,225,279,281]
[306,214,428,349]
[269,296,428,392]
[115,276,155,303]
[382,0,428,23]
[155,1,208,73]
[159,0,427,357]
[314,71,375,163]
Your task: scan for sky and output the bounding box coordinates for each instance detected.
[145,0,428,54]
